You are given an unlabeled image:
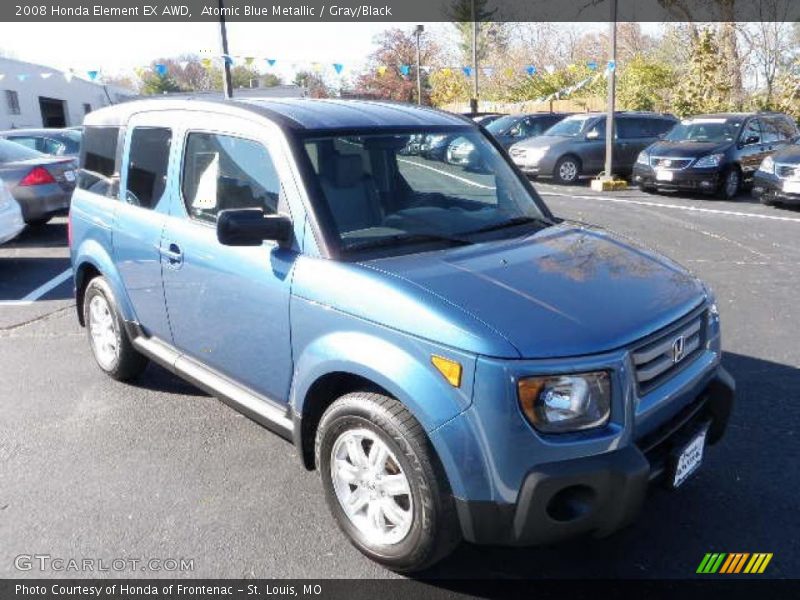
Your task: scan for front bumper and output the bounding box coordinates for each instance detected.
[752,172,800,205]
[454,367,734,546]
[632,164,722,193]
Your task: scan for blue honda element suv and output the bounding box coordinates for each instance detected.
[70,98,734,572]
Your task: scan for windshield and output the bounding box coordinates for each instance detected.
[485,115,520,135]
[544,115,596,137]
[665,118,742,143]
[303,129,549,255]
[0,139,44,163]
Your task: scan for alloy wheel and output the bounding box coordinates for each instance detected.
[88,295,118,370]
[330,428,413,546]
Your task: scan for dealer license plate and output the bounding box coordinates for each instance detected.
[672,425,708,488]
[64,170,76,182]
[782,180,800,194]
[655,169,673,182]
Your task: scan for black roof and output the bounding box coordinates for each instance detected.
[85,97,474,132]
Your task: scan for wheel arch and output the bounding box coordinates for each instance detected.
[72,241,134,327]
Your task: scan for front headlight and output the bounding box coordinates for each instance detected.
[636,151,649,165]
[695,153,724,168]
[518,371,611,433]
[759,155,775,174]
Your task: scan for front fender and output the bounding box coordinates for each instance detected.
[72,239,134,324]
[291,327,476,434]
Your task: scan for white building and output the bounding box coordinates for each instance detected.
[0,57,137,130]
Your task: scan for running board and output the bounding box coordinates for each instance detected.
[132,334,294,441]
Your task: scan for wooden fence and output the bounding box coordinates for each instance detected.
[443,97,606,114]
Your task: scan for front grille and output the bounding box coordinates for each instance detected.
[775,163,800,180]
[650,156,693,170]
[631,306,706,395]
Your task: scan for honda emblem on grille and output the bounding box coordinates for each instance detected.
[663,159,672,167]
[672,335,686,363]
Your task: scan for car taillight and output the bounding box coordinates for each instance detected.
[19,166,56,186]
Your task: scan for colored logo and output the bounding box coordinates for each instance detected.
[697,553,773,574]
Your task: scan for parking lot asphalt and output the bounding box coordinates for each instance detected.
[1,184,798,581]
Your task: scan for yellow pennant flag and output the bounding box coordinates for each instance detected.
[377,65,387,76]
[503,67,514,78]
[201,58,212,69]
[442,67,451,76]
[245,57,255,66]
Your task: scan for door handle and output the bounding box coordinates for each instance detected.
[160,242,183,265]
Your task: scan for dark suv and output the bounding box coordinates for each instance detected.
[632,112,798,199]
[509,112,677,183]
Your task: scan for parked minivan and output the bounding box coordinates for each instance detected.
[632,112,799,199]
[509,111,677,183]
[70,98,733,572]
[753,138,800,207]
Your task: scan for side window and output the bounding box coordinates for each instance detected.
[125,127,172,209]
[181,132,280,224]
[651,118,676,136]
[78,126,120,197]
[774,116,798,140]
[760,118,782,143]
[586,117,606,140]
[7,136,38,150]
[741,119,761,144]
[616,117,639,139]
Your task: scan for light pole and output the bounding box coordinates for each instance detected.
[603,0,617,179]
[218,0,233,99]
[470,0,479,113]
[415,25,424,105]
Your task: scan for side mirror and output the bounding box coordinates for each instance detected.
[217,208,292,247]
[586,129,600,140]
[743,135,760,145]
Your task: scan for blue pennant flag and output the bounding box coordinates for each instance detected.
[607,60,616,72]
[86,71,99,81]
[462,66,472,77]
[154,64,167,77]
[223,55,234,66]
[16,73,29,82]
[266,58,276,67]
[587,61,598,71]
[399,64,410,76]
[526,65,537,76]
[333,63,344,74]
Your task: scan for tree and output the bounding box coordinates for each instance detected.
[616,56,676,112]
[140,61,182,95]
[429,69,470,107]
[294,71,331,98]
[740,14,796,108]
[447,0,508,64]
[672,28,734,116]
[354,28,440,103]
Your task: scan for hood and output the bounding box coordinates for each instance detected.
[362,224,706,358]
[645,140,732,159]
[772,144,800,163]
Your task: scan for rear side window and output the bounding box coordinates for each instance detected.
[181,132,280,224]
[124,127,172,209]
[79,126,120,196]
[0,138,43,162]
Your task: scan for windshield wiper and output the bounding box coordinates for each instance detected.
[463,215,552,237]
[343,232,473,253]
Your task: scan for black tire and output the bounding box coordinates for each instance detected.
[638,184,656,194]
[83,276,148,381]
[26,216,52,227]
[717,167,741,200]
[315,392,461,572]
[553,155,581,184]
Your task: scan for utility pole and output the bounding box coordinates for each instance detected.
[218,0,233,99]
[470,0,479,113]
[415,25,424,105]
[603,0,617,179]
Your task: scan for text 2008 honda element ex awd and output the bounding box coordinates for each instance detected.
[70,98,734,572]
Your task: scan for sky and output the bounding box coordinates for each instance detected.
[0,22,438,81]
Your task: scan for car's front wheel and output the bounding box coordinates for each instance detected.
[717,167,741,200]
[83,277,148,381]
[554,155,581,184]
[315,392,460,572]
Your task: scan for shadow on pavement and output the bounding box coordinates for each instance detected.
[6,220,68,249]
[134,361,210,398]
[418,351,798,581]
[0,256,72,300]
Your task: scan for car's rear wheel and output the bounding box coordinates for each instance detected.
[717,167,741,200]
[83,277,148,381]
[554,155,581,184]
[315,392,460,572]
